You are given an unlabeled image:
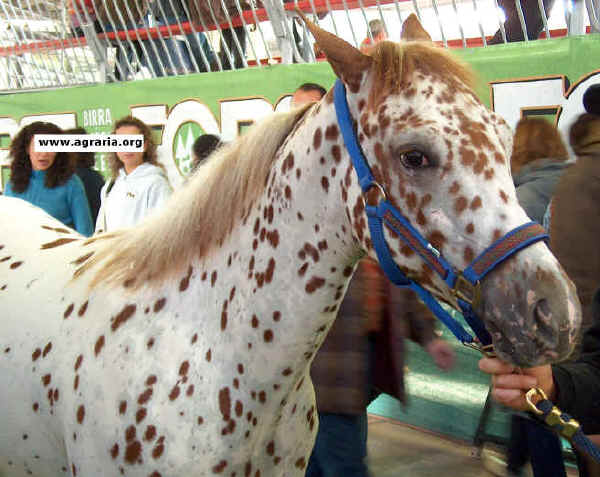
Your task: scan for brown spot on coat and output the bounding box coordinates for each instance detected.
[136,407,147,423]
[32,348,41,361]
[138,388,153,405]
[10,261,22,269]
[179,266,193,291]
[212,460,227,473]
[454,196,468,214]
[169,385,180,401]
[470,196,482,210]
[74,355,83,371]
[154,298,166,313]
[94,335,105,356]
[41,238,78,249]
[64,304,74,319]
[305,276,325,293]
[111,304,136,332]
[144,425,156,441]
[76,405,85,423]
[219,387,231,420]
[42,342,52,357]
[313,128,322,150]
[110,443,119,459]
[78,301,88,317]
[125,440,142,464]
[264,330,274,342]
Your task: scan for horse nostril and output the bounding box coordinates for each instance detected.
[533,298,556,344]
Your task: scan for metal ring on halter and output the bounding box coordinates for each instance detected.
[463,341,496,358]
[362,181,388,207]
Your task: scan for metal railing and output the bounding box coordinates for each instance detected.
[0,0,596,91]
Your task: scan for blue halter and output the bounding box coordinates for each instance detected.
[333,79,548,352]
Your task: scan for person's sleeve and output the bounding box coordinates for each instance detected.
[4,181,14,196]
[68,176,94,236]
[146,177,172,213]
[388,285,436,347]
[552,316,600,432]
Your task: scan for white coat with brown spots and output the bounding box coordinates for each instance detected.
[0,14,581,477]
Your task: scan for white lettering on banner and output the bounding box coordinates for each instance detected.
[131,105,168,139]
[132,101,219,188]
[83,108,113,128]
[220,98,276,142]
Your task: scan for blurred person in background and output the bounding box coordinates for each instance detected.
[64,127,105,224]
[291,83,327,108]
[306,259,455,477]
[360,18,387,53]
[190,133,223,173]
[511,117,571,225]
[4,121,93,236]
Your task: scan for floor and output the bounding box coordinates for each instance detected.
[366,414,578,477]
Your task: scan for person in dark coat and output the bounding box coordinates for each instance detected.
[547,84,600,330]
[65,127,105,224]
[511,117,570,225]
[480,84,600,477]
[306,259,455,477]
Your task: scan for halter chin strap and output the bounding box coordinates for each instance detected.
[333,80,548,351]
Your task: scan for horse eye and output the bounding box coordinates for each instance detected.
[399,150,430,169]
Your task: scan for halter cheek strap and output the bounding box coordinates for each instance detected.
[333,79,548,351]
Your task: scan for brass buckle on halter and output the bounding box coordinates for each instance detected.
[525,388,580,439]
[451,274,481,310]
[463,341,496,358]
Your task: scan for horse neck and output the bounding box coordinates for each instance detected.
[195,101,361,351]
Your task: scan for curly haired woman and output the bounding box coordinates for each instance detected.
[96,116,172,233]
[4,121,93,236]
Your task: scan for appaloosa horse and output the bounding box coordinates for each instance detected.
[0,14,581,477]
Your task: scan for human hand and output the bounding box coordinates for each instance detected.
[425,338,455,371]
[478,358,556,411]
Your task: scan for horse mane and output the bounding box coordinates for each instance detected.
[367,41,476,110]
[77,103,313,290]
[78,43,475,291]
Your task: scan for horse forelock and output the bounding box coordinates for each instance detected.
[78,103,314,290]
[367,42,476,111]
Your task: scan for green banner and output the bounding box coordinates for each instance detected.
[1,34,599,191]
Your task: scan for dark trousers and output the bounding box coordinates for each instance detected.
[305,412,369,477]
[219,26,247,70]
[507,413,566,477]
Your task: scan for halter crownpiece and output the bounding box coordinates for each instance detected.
[333,79,549,352]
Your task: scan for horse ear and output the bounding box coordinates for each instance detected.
[401,13,432,41]
[295,8,372,89]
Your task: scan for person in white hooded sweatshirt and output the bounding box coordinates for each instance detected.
[96,116,172,233]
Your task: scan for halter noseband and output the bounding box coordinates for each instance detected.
[333,80,548,353]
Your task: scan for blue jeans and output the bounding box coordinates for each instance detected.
[305,412,370,477]
[507,413,566,477]
[142,16,215,75]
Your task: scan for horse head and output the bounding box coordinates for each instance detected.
[300,12,581,367]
